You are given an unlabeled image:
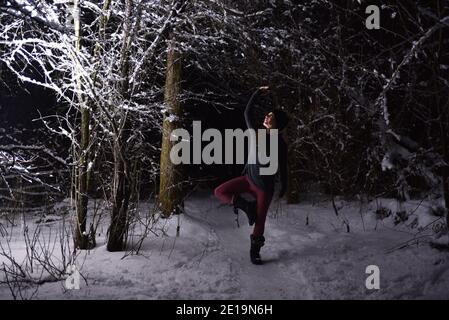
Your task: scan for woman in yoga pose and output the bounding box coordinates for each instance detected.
[214,86,289,265]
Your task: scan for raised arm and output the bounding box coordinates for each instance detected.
[244,86,270,129]
[244,89,260,129]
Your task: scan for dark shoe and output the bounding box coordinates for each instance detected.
[250,235,265,265]
[233,195,256,226]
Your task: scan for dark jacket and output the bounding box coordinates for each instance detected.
[242,89,288,197]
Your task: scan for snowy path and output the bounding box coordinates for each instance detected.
[185,196,314,299]
[184,193,449,300]
[1,192,449,299]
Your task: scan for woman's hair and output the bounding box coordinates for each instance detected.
[272,109,289,131]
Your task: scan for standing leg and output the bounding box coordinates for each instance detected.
[247,180,273,265]
[249,184,273,237]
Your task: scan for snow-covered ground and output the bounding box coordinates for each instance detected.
[1,191,449,299]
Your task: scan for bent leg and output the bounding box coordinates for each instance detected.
[214,176,251,204]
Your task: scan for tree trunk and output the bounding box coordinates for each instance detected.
[159,36,184,217]
[107,142,131,251]
[106,0,133,252]
[433,1,449,230]
[72,0,92,250]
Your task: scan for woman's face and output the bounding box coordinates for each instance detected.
[263,112,277,129]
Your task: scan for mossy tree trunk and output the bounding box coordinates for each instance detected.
[158,35,185,217]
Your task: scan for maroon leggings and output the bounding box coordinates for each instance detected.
[214,175,273,237]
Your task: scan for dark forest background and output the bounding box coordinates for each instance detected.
[1,0,448,251]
